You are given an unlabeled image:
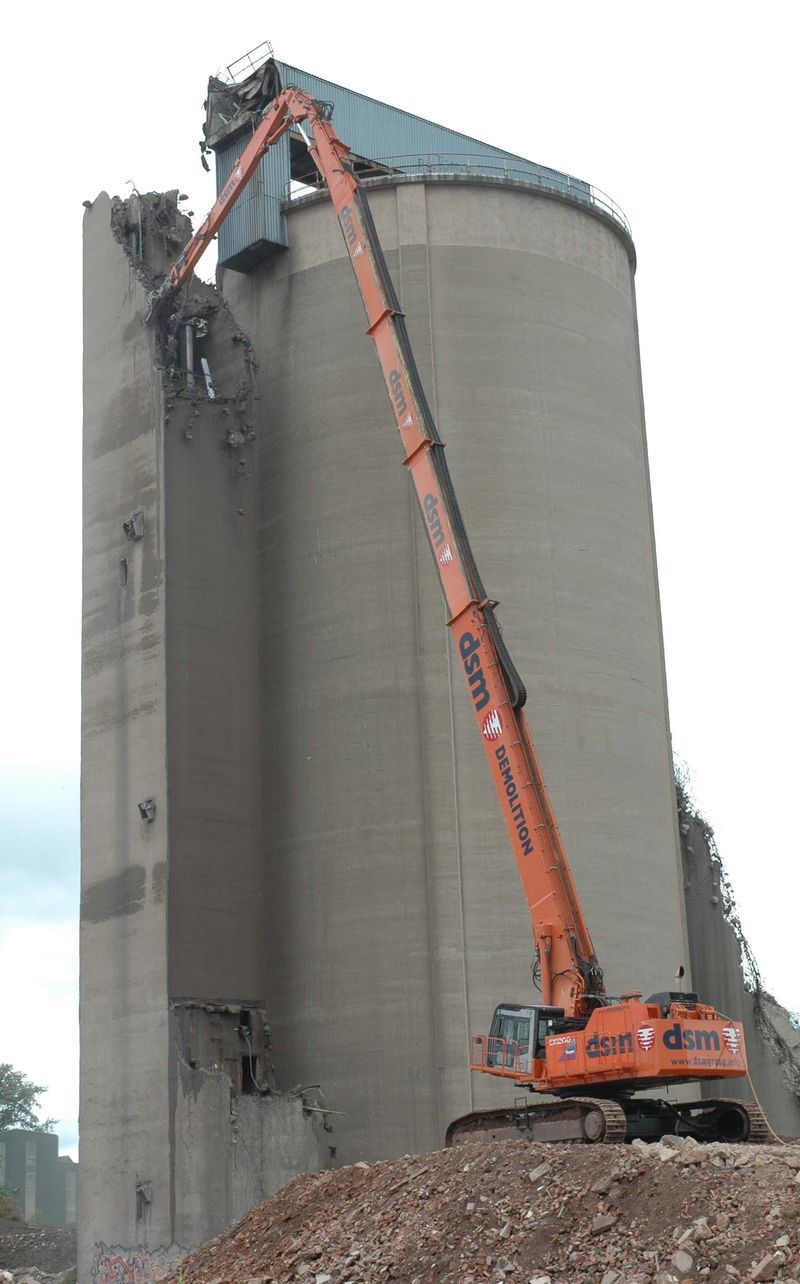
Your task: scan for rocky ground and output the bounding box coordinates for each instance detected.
[0,1219,76,1278]
[168,1136,800,1284]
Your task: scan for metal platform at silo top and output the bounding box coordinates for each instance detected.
[203,42,627,272]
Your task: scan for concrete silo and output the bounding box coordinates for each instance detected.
[214,71,689,1162]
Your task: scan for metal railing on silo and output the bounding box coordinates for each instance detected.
[284,152,631,239]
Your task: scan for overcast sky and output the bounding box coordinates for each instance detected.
[0,1,796,1161]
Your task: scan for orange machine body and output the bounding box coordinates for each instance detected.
[471,998,747,1094]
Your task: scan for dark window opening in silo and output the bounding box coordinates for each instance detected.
[241,1054,260,1094]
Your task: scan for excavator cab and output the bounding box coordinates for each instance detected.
[486,1004,566,1072]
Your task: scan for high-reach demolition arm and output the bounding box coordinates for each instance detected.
[152,87,764,1145]
[152,86,603,1020]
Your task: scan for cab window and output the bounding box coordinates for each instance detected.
[498,1014,531,1050]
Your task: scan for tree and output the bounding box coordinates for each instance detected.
[0,1064,55,1132]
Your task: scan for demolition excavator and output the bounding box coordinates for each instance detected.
[149,85,765,1145]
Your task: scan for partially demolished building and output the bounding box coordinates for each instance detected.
[80,50,800,1283]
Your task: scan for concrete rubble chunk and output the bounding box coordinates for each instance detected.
[751,1254,783,1282]
[591,1212,617,1234]
[528,1161,551,1184]
[670,1248,695,1275]
[660,1134,684,1149]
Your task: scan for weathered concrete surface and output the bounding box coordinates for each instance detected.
[678,785,800,1137]
[219,176,691,1163]
[82,191,173,1280]
[81,193,329,1283]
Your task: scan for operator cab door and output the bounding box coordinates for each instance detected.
[488,1005,535,1073]
[488,1005,567,1073]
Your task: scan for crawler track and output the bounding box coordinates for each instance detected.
[676,1097,769,1143]
[446,1096,627,1146]
[446,1095,769,1146]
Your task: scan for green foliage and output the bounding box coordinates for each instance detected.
[0,1063,55,1132]
[0,1183,23,1221]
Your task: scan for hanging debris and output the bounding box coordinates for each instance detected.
[677,767,800,1133]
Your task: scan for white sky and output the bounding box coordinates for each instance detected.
[0,1,797,1162]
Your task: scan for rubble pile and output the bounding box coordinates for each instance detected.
[0,1270,75,1284]
[0,1220,75,1276]
[168,1137,800,1284]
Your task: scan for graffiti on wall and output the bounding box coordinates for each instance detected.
[92,1242,190,1284]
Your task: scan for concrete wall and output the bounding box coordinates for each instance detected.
[82,193,173,1275]
[81,193,329,1284]
[678,791,800,1137]
[219,175,690,1163]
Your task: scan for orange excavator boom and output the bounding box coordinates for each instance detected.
[150,86,603,1018]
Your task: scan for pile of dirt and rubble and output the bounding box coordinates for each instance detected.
[0,1219,76,1277]
[167,1137,800,1284]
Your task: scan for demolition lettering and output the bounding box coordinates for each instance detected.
[340,205,359,252]
[662,1023,720,1053]
[389,369,408,419]
[493,744,534,856]
[583,1023,723,1060]
[459,631,490,711]
[424,493,445,550]
[586,1032,634,1059]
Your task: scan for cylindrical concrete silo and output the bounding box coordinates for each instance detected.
[220,175,688,1163]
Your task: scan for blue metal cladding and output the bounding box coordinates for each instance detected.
[216,131,291,267]
[214,60,617,270]
[273,61,570,187]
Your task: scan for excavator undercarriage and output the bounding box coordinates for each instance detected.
[446,1095,769,1147]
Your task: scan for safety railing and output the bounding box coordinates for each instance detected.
[285,151,630,238]
[224,39,274,85]
[470,1035,524,1077]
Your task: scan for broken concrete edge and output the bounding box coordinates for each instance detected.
[170,998,337,1122]
[203,58,284,151]
[675,767,800,1103]
[100,188,260,448]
